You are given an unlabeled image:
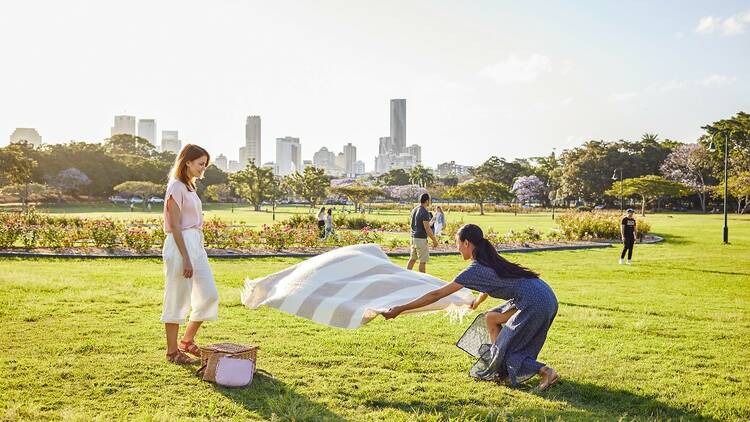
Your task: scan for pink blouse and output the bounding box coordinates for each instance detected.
[163,179,203,233]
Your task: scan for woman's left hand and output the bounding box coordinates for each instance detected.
[381,307,402,320]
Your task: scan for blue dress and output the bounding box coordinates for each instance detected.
[454,260,558,385]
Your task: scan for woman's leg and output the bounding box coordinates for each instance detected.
[485,308,517,343]
[538,365,559,390]
[165,323,180,354]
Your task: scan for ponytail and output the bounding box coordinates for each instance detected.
[458,224,539,279]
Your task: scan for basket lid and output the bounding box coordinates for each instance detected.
[201,343,258,354]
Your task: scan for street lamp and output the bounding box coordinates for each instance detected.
[708,131,729,244]
[612,168,623,213]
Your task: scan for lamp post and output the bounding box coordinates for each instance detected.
[708,132,729,244]
[549,189,557,220]
[612,168,623,213]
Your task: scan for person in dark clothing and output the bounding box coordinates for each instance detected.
[407,193,438,273]
[620,208,637,265]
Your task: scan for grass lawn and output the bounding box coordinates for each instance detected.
[1,213,749,420]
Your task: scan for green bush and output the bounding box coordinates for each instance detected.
[123,227,155,252]
[557,211,651,240]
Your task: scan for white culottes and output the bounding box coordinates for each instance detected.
[161,229,219,324]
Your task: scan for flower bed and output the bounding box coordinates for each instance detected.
[556,211,651,241]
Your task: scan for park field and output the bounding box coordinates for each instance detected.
[1,212,749,421]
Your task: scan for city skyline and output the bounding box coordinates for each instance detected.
[1,1,748,168]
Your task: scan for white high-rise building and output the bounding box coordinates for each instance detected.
[242,115,261,167]
[275,137,301,176]
[390,99,406,153]
[137,119,157,146]
[353,160,366,175]
[379,136,393,155]
[9,128,42,147]
[405,144,422,164]
[343,142,357,176]
[215,154,228,172]
[161,130,181,154]
[111,115,136,136]
[313,147,337,173]
[228,160,242,173]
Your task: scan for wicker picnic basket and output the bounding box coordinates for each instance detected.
[199,343,258,376]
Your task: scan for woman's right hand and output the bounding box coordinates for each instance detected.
[469,299,480,310]
[183,259,194,278]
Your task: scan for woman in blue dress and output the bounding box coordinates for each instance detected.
[382,224,559,390]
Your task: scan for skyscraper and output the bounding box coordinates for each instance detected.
[9,128,42,147]
[161,130,181,154]
[405,144,422,164]
[343,142,356,176]
[137,119,157,146]
[215,154,228,172]
[111,115,136,136]
[390,99,406,153]
[275,137,301,176]
[242,115,261,167]
[378,136,393,155]
[313,147,337,173]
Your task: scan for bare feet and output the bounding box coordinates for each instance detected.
[538,366,559,391]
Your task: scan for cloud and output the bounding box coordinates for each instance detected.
[659,80,686,92]
[480,54,552,85]
[698,74,737,86]
[610,92,639,102]
[695,10,750,35]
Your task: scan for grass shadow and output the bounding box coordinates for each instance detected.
[208,369,350,421]
[363,378,719,421]
[653,232,693,245]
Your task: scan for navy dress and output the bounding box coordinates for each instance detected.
[454,261,558,385]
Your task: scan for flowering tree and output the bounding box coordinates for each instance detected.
[384,184,427,202]
[47,168,91,201]
[660,143,713,212]
[511,175,546,204]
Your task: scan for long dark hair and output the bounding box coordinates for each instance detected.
[457,224,539,279]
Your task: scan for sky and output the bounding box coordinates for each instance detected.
[1,0,748,169]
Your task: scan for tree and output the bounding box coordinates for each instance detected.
[284,166,329,209]
[331,185,384,212]
[511,175,546,204]
[228,161,276,211]
[383,185,427,202]
[377,169,410,186]
[445,180,511,215]
[113,181,164,209]
[47,168,92,202]
[408,165,435,188]
[700,111,750,175]
[197,164,229,198]
[0,143,38,209]
[104,134,160,159]
[205,184,233,202]
[660,143,714,212]
[471,156,534,186]
[711,171,750,214]
[605,175,689,216]
[0,183,56,203]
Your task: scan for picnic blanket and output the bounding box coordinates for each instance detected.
[241,244,474,329]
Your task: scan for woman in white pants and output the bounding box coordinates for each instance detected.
[161,144,219,365]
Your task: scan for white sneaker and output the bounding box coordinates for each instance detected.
[626,260,632,265]
[619,258,624,265]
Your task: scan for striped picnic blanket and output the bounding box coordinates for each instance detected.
[241,244,474,329]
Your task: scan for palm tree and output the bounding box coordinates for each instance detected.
[409,165,435,188]
[641,133,659,143]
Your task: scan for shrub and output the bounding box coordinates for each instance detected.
[38,225,78,249]
[285,214,317,228]
[86,219,120,248]
[0,214,22,248]
[557,211,651,240]
[123,226,155,252]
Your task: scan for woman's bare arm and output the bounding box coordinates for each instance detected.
[382,281,464,319]
[166,196,193,278]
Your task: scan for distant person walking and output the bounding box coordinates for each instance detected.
[432,206,446,237]
[323,208,336,240]
[620,208,637,265]
[407,193,438,273]
[316,206,326,237]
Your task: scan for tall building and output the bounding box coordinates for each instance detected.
[353,160,366,175]
[215,154,228,172]
[405,144,422,164]
[137,119,157,146]
[9,128,42,147]
[379,136,393,155]
[437,161,473,177]
[161,130,181,154]
[390,99,406,153]
[242,115,261,167]
[275,137,301,176]
[343,142,357,176]
[313,147,337,172]
[228,160,242,173]
[111,115,136,136]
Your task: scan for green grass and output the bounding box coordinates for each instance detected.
[1,213,749,420]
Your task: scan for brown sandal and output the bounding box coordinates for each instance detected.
[179,339,202,357]
[166,350,197,365]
